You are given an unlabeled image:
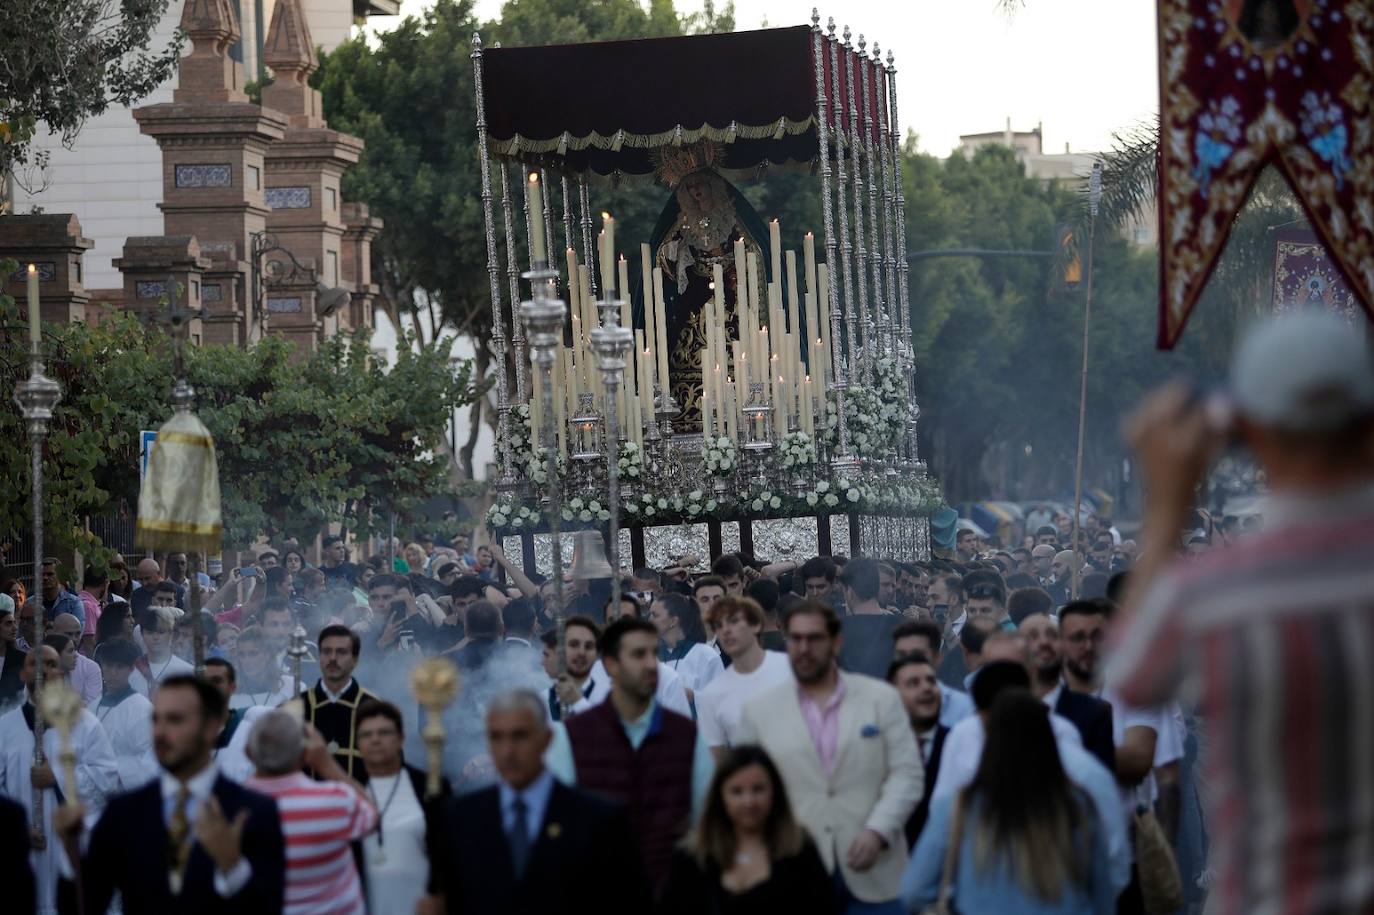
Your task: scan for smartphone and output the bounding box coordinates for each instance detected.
[398,630,415,651]
[389,599,408,618]
[241,567,261,579]
[931,603,949,628]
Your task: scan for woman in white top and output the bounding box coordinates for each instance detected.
[649,592,725,703]
[358,699,449,915]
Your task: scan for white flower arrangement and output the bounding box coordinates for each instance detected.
[823,357,907,460]
[780,431,817,470]
[679,488,718,519]
[702,435,738,476]
[485,498,541,531]
[560,496,613,524]
[617,441,645,480]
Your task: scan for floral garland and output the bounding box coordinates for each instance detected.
[617,441,645,482]
[779,431,817,470]
[823,356,907,459]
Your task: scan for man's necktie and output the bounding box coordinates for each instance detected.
[167,785,191,893]
[509,796,531,878]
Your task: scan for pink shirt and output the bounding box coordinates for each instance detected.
[79,591,102,638]
[798,677,847,779]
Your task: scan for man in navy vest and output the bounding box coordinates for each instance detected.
[544,617,714,897]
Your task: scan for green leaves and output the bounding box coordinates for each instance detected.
[0,310,477,555]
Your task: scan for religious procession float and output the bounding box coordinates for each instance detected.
[471,15,942,574]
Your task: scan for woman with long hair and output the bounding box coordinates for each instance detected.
[661,745,834,915]
[106,561,133,602]
[901,690,1115,913]
[95,601,134,648]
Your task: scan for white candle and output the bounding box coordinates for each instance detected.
[817,263,832,382]
[527,173,547,263]
[565,247,580,320]
[804,290,820,377]
[769,219,782,287]
[530,368,543,451]
[803,232,817,299]
[803,375,815,437]
[652,268,670,396]
[27,264,40,346]
[640,244,655,370]
[600,213,615,296]
[618,257,631,328]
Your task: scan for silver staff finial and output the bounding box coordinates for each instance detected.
[886,48,895,69]
[857,34,866,52]
[843,24,852,44]
[811,8,820,28]
[471,31,482,52]
[1089,161,1103,218]
[827,17,836,36]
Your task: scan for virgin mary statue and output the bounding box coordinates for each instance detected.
[635,141,777,431]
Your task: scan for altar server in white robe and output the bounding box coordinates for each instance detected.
[92,637,159,790]
[0,646,119,915]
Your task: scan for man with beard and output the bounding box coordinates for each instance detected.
[738,601,921,915]
[301,625,378,783]
[228,627,296,711]
[887,653,945,846]
[546,617,713,898]
[1018,612,1115,772]
[56,674,286,915]
[545,616,600,722]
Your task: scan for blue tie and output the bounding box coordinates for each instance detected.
[509,795,531,877]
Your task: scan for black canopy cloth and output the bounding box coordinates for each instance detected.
[480,25,887,176]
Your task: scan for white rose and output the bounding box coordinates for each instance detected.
[579,510,593,522]
[706,500,718,511]
[824,493,839,507]
[512,517,524,529]
[769,496,782,509]
[599,510,611,521]
[751,499,764,512]
[806,493,819,506]
[847,489,861,502]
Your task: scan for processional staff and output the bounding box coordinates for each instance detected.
[42,679,87,915]
[15,263,61,849]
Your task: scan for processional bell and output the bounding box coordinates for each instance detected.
[569,530,613,580]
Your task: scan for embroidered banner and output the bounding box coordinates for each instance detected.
[1271,227,1364,323]
[1157,0,1374,348]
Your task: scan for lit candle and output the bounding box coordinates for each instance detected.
[733,238,747,315]
[786,249,801,346]
[565,247,580,318]
[27,263,40,346]
[618,257,631,328]
[804,290,820,377]
[600,213,615,296]
[640,244,655,364]
[817,263,832,382]
[803,232,817,299]
[774,372,786,439]
[527,173,547,263]
[758,326,770,394]
[803,375,815,437]
[769,219,782,287]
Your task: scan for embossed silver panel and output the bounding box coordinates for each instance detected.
[266,296,302,313]
[751,516,819,560]
[175,164,232,188]
[135,280,167,299]
[829,514,851,556]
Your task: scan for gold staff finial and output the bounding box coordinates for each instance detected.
[410,657,461,798]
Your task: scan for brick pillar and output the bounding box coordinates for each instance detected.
[259,0,364,352]
[0,214,94,326]
[341,202,382,332]
[112,237,212,341]
[134,0,287,347]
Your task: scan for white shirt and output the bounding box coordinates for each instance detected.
[363,769,429,915]
[93,688,159,790]
[131,653,195,695]
[572,659,692,718]
[159,762,252,895]
[663,641,725,694]
[932,712,1083,804]
[1099,686,1169,816]
[229,673,296,710]
[695,650,793,748]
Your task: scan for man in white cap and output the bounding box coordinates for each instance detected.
[1107,311,1374,915]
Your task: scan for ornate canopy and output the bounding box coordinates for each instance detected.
[480,25,888,176]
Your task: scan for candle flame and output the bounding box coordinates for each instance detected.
[27,263,36,275]
[528,172,540,184]
[601,211,611,221]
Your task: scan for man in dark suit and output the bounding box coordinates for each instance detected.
[889,653,949,846]
[1020,612,1115,771]
[0,794,36,915]
[420,688,651,915]
[56,675,285,915]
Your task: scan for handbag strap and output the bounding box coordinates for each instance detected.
[936,793,967,907]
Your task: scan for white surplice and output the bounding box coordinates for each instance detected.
[92,688,159,791]
[0,701,120,915]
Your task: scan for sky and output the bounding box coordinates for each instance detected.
[370,0,1160,158]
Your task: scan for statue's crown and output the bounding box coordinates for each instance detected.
[654,140,719,188]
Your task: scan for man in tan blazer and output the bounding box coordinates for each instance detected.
[737,599,923,913]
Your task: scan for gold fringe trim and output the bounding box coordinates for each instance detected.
[156,431,215,448]
[495,116,817,159]
[135,525,223,554]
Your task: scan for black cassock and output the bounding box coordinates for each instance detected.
[301,679,379,783]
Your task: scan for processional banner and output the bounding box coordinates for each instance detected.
[1157,0,1374,348]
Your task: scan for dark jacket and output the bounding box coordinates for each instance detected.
[0,795,35,915]
[81,774,286,915]
[905,724,949,848]
[564,699,696,896]
[428,778,651,915]
[660,839,837,915]
[0,643,26,707]
[1054,686,1116,774]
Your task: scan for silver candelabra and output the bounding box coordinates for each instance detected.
[589,297,634,612]
[520,261,569,616]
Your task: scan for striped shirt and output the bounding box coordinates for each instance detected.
[246,772,378,915]
[1107,486,1374,915]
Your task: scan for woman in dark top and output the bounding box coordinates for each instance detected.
[661,745,836,915]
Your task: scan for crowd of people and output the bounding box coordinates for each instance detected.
[0,310,1369,915]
